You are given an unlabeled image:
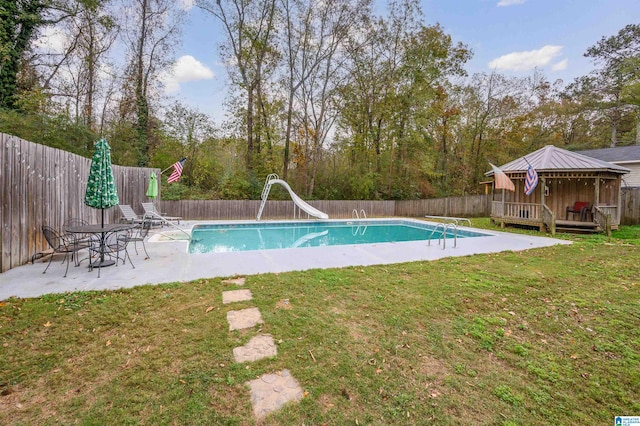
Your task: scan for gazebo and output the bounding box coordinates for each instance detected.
[486,145,630,235]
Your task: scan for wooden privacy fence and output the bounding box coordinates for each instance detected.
[156,196,493,221]
[621,188,640,225]
[1,134,159,272]
[157,199,397,220]
[395,195,492,218]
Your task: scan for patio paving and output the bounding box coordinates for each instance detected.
[0,220,571,301]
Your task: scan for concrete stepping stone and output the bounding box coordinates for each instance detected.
[233,334,277,363]
[247,369,303,419]
[227,307,263,331]
[222,289,253,304]
[222,277,245,286]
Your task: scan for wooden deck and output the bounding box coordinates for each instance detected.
[491,201,620,235]
[491,215,607,234]
[555,219,600,233]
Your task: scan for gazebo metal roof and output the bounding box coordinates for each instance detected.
[486,145,631,176]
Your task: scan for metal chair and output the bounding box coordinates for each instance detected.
[41,225,91,277]
[90,226,134,278]
[63,218,92,243]
[118,215,152,259]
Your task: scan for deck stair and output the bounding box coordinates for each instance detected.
[554,220,599,234]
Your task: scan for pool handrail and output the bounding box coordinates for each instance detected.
[428,222,458,249]
[424,215,471,226]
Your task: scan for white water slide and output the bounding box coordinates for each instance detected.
[257,174,329,220]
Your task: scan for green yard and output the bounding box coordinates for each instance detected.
[1,224,639,425]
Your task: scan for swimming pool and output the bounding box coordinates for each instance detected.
[188,219,490,253]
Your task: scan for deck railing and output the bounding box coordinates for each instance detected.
[593,205,614,236]
[491,202,541,220]
[541,204,556,235]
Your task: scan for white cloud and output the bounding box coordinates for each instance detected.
[160,55,215,94]
[179,0,195,11]
[488,45,563,72]
[497,0,526,6]
[34,26,67,54]
[551,59,568,71]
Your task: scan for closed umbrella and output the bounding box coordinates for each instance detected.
[85,138,120,226]
[146,171,158,200]
[84,139,119,268]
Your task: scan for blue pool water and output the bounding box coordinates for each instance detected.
[188,220,490,253]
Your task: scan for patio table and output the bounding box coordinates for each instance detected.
[65,224,133,268]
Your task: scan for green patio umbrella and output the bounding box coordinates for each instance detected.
[84,138,119,227]
[146,171,158,200]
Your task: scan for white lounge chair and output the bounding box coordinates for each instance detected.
[141,202,182,224]
[118,204,144,224]
[119,204,164,227]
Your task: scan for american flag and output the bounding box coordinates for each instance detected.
[167,158,186,183]
[524,165,539,196]
[490,163,515,192]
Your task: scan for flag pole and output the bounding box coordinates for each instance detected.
[160,157,187,176]
[159,164,173,175]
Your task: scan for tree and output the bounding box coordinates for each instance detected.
[0,0,46,109]
[36,0,118,140]
[336,0,470,198]
[583,23,640,146]
[163,101,217,186]
[197,0,279,171]
[120,0,184,166]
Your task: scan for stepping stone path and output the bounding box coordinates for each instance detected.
[247,369,304,419]
[233,334,277,363]
[221,277,303,420]
[222,289,253,304]
[226,307,263,331]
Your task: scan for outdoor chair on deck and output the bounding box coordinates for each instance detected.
[118,204,144,224]
[41,225,91,277]
[63,218,93,244]
[90,226,134,278]
[565,201,590,221]
[118,215,153,259]
[141,202,182,225]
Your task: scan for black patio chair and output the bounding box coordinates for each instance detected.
[89,226,135,278]
[41,225,91,277]
[63,218,93,243]
[118,215,153,259]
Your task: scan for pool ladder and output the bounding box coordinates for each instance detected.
[428,222,458,249]
[351,209,368,236]
[352,209,367,219]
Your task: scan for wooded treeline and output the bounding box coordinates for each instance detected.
[1,0,639,200]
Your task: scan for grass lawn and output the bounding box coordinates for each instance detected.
[1,221,639,425]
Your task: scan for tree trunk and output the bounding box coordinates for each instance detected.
[283,91,294,180]
[246,88,254,170]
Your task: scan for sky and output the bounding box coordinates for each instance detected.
[35,0,640,124]
[164,0,640,124]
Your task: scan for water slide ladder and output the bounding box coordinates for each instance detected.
[427,222,458,249]
[257,173,329,221]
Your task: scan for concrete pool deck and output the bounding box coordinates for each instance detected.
[0,219,571,300]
